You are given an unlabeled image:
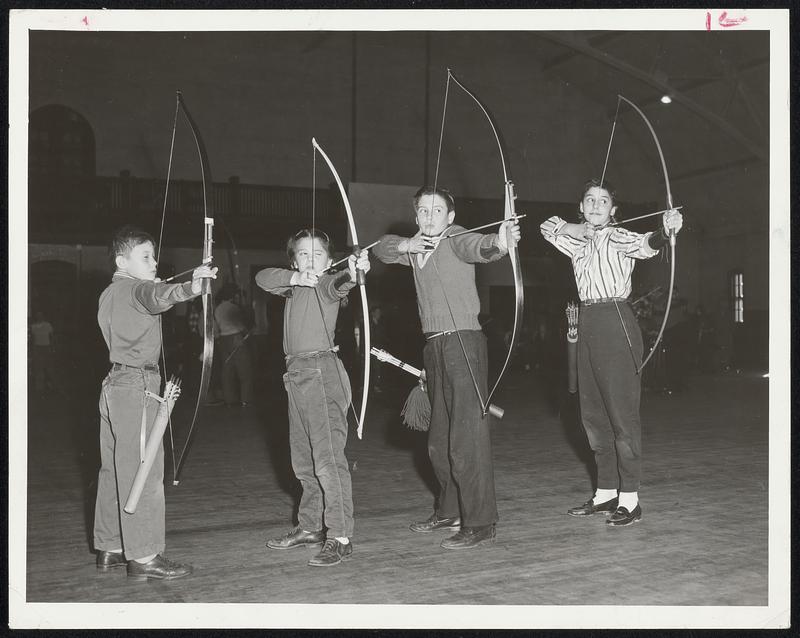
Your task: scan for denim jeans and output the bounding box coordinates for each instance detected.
[423,330,498,528]
[283,352,354,539]
[94,368,165,560]
[577,301,644,492]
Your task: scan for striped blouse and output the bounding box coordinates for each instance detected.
[540,216,659,301]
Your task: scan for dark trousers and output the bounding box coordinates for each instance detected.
[94,368,165,560]
[423,330,498,528]
[283,352,354,539]
[577,302,643,492]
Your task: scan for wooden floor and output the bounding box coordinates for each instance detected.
[24,367,769,607]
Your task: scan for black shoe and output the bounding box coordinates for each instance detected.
[409,512,461,533]
[441,524,496,550]
[308,539,353,567]
[266,526,325,550]
[567,497,618,517]
[96,550,126,571]
[607,505,642,527]
[127,555,193,581]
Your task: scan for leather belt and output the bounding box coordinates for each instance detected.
[581,297,628,307]
[426,330,456,341]
[111,362,160,372]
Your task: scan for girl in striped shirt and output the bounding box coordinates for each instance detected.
[540,179,683,527]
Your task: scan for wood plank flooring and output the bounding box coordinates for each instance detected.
[24,369,768,606]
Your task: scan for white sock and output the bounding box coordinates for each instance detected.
[618,491,639,511]
[335,537,349,545]
[133,553,157,564]
[107,548,122,554]
[594,488,618,505]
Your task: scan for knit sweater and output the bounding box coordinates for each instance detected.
[373,225,505,334]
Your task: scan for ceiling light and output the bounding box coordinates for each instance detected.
[660,95,672,104]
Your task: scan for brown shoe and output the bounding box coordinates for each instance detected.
[96,550,126,571]
[567,497,618,517]
[409,513,461,533]
[308,539,353,567]
[440,524,496,550]
[127,555,193,581]
[266,526,325,550]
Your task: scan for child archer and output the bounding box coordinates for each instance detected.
[373,186,521,550]
[256,229,370,567]
[94,225,217,580]
[540,179,683,526]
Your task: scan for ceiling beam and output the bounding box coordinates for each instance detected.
[538,33,767,162]
[541,32,624,71]
[671,156,761,183]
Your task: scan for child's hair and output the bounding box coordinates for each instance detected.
[578,178,618,223]
[286,229,333,266]
[109,225,156,270]
[413,186,456,213]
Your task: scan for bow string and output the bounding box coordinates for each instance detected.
[599,94,677,376]
[311,137,371,439]
[431,69,524,417]
[157,91,215,485]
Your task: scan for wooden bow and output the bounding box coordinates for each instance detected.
[157,91,215,485]
[311,137,371,439]
[431,69,524,417]
[600,94,677,376]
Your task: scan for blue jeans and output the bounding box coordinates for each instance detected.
[94,368,165,560]
[283,352,354,539]
[424,330,498,528]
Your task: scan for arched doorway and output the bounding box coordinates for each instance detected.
[29,104,95,176]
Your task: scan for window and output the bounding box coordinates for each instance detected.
[731,271,744,323]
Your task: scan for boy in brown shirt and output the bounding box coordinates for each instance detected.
[94,225,216,579]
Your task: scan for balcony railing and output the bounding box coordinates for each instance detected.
[28,172,343,248]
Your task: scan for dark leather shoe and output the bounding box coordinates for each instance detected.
[308,539,353,567]
[127,555,193,580]
[607,504,642,527]
[568,497,618,517]
[266,526,325,550]
[441,524,496,550]
[96,550,126,571]
[409,512,461,533]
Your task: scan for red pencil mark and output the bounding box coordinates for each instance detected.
[82,16,89,26]
[706,11,711,31]
[718,11,747,28]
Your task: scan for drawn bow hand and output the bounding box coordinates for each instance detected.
[400,233,439,254]
[495,217,522,253]
[190,265,218,295]
[291,270,320,288]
